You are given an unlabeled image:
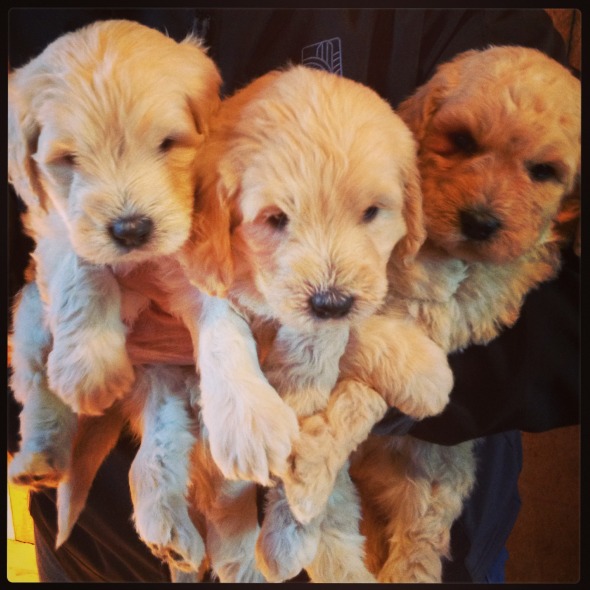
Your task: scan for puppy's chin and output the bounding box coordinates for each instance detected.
[289,313,351,334]
[70,230,191,267]
[273,298,385,336]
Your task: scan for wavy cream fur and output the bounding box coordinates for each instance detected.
[193,64,453,582]
[8,19,275,580]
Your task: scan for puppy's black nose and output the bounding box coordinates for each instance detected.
[309,289,354,319]
[109,215,153,248]
[459,209,501,241]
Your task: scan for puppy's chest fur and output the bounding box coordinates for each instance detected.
[390,240,563,353]
[242,313,350,419]
[228,260,351,417]
[115,257,198,327]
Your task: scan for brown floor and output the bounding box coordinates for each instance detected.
[505,425,581,583]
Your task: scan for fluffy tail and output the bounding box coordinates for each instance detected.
[56,404,126,547]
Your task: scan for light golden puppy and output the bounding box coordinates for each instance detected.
[195,64,453,582]
[7,19,283,580]
[288,46,580,582]
[8,19,219,416]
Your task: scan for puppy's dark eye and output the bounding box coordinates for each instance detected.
[159,137,176,152]
[363,206,380,223]
[527,163,557,183]
[267,211,289,230]
[449,131,478,155]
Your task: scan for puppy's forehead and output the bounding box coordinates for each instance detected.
[447,48,580,125]
[231,67,414,218]
[31,21,212,139]
[243,67,403,141]
[237,126,410,223]
[38,72,186,118]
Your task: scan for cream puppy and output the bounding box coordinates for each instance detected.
[194,64,453,582]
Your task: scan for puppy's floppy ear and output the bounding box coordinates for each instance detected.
[393,160,426,266]
[397,83,440,143]
[554,173,581,257]
[179,155,235,298]
[8,66,50,211]
[397,50,470,141]
[180,36,223,137]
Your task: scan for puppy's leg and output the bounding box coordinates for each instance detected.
[356,437,477,583]
[350,435,416,577]
[38,242,134,415]
[307,464,376,583]
[194,295,299,485]
[342,314,453,419]
[169,569,200,583]
[255,481,322,582]
[283,380,388,523]
[263,323,351,519]
[284,316,452,522]
[171,501,209,583]
[190,434,265,583]
[9,281,77,489]
[206,480,265,583]
[256,324,353,579]
[129,366,206,573]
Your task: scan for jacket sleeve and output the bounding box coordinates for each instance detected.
[376,247,580,445]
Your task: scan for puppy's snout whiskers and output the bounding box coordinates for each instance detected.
[459,209,502,241]
[108,215,154,249]
[309,289,354,320]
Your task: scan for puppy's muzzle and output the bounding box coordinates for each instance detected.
[459,209,502,241]
[108,215,154,249]
[309,289,354,320]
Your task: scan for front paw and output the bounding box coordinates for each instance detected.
[255,489,320,582]
[392,339,453,420]
[134,499,206,573]
[204,384,299,485]
[283,415,337,524]
[48,329,134,415]
[9,449,70,490]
